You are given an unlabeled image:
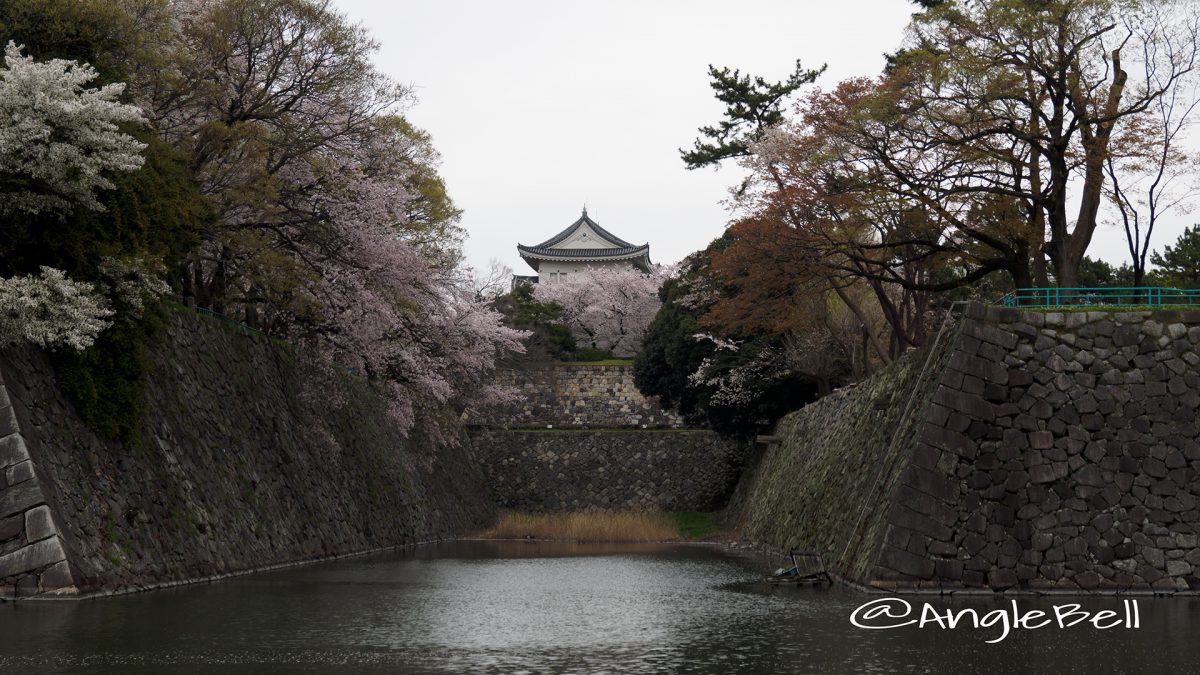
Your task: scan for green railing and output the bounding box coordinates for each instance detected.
[195,306,264,337]
[998,287,1200,308]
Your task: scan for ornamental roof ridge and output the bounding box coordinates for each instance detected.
[523,209,642,251]
[516,244,650,259]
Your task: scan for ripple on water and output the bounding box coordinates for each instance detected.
[1,541,1198,674]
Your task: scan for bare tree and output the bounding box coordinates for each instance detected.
[470,258,512,302]
[1105,3,1200,286]
[873,0,1200,288]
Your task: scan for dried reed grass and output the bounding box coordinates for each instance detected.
[479,510,681,542]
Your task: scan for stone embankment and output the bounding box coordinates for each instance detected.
[470,362,746,512]
[469,362,749,512]
[0,310,493,598]
[481,363,683,428]
[731,303,1200,593]
[471,430,744,512]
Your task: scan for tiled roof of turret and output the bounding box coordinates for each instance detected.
[516,244,649,258]
[522,210,642,251]
[517,209,651,273]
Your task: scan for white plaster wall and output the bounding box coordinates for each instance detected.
[556,223,618,250]
[538,259,636,281]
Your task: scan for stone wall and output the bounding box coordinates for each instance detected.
[731,303,1200,593]
[0,309,493,598]
[0,383,73,596]
[728,323,959,582]
[472,430,746,511]
[483,364,683,428]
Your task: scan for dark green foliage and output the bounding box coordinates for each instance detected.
[0,3,209,442]
[48,305,167,442]
[634,277,714,424]
[0,106,209,442]
[634,258,818,439]
[3,134,207,442]
[386,117,465,269]
[509,284,558,325]
[572,347,615,362]
[691,337,818,438]
[496,284,576,360]
[0,0,148,83]
[0,0,206,285]
[1151,226,1200,288]
[1074,257,1140,287]
[0,133,209,283]
[681,60,826,171]
[670,511,717,539]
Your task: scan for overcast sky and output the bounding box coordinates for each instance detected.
[331,0,1183,276]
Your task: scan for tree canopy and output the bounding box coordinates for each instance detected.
[637,0,1200,437]
[0,0,527,441]
[1152,225,1200,288]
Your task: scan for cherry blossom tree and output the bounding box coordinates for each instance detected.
[0,267,115,350]
[137,0,530,437]
[299,205,526,435]
[533,266,668,357]
[468,259,513,302]
[0,43,150,350]
[0,0,528,439]
[0,42,146,216]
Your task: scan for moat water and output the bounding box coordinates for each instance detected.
[1,540,1197,673]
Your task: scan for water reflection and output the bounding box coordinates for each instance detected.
[0,541,1196,673]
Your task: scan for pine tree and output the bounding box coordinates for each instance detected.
[680,59,825,170]
[1151,225,1200,288]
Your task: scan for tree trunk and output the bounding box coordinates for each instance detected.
[831,283,891,367]
[1028,90,1050,288]
[1060,48,1129,290]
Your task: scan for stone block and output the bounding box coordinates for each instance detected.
[932,387,995,423]
[895,485,939,517]
[925,403,951,427]
[987,568,1018,589]
[920,424,976,458]
[1166,560,1192,577]
[0,513,21,541]
[1113,325,1141,348]
[0,434,29,469]
[24,505,56,542]
[928,540,958,558]
[38,560,75,592]
[15,574,37,596]
[934,558,964,580]
[905,466,957,505]
[948,351,1010,385]
[0,405,18,438]
[6,460,34,485]
[0,536,66,577]
[1143,458,1169,479]
[879,545,935,579]
[911,443,941,471]
[1028,431,1054,450]
[0,481,43,519]
[891,504,954,542]
[1073,464,1105,488]
[1004,470,1030,492]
